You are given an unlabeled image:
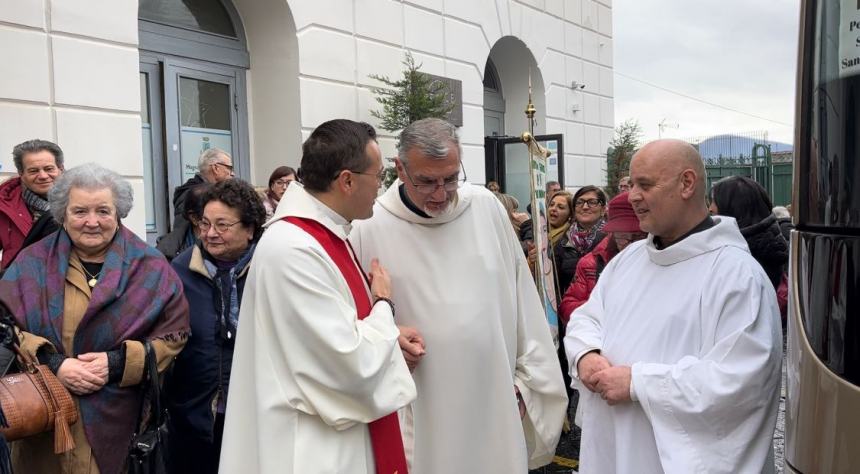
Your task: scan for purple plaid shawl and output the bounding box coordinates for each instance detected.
[0,225,190,474]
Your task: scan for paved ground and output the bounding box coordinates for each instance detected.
[774,339,788,473]
[531,345,788,474]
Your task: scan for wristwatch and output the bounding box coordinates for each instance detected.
[373,296,395,317]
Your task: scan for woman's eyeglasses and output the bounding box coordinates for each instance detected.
[575,198,604,208]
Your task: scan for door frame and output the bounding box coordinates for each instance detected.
[484,134,565,191]
[141,54,250,225]
[140,58,168,244]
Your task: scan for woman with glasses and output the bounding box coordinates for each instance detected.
[557,186,608,297]
[544,186,606,404]
[261,166,297,220]
[560,192,647,319]
[166,179,266,474]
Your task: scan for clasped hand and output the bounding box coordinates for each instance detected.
[397,326,425,372]
[577,352,632,405]
[57,352,109,396]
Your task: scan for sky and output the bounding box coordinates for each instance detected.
[612,0,801,145]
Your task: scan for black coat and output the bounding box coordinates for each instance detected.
[157,174,207,260]
[551,231,605,298]
[165,245,251,442]
[777,217,793,243]
[740,214,789,289]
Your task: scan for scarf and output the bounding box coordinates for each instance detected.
[21,186,49,221]
[0,226,190,474]
[202,243,256,339]
[568,218,606,254]
[548,222,571,247]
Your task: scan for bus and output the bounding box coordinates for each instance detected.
[785,1,860,472]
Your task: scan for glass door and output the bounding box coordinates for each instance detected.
[484,134,565,211]
[164,61,241,220]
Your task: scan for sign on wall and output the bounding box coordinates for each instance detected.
[180,127,232,181]
[839,0,860,77]
[423,73,463,127]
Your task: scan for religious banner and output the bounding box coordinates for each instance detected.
[521,76,559,345]
[524,137,560,345]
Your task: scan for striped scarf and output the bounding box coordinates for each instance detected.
[21,187,49,221]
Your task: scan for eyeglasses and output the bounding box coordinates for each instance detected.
[575,198,604,208]
[613,232,647,243]
[215,162,234,174]
[402,162,467,195]
[350,168,386,182]
[198,219,241,234]
[273,179,293,187]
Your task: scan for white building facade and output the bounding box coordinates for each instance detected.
[0,0,614,240]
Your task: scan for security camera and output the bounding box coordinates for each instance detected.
[571,81,586,89]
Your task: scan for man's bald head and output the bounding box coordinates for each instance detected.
[628,139,710,244]
[634,139,707,198]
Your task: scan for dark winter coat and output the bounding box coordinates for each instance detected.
[740,214,788,290]
[157,174,206,260]
[777,217,793,244]
[166,243,252,442]
[550,230,606,300]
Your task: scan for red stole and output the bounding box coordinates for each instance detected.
[284,216,408,474]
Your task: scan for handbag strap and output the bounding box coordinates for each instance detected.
[133,341,163,435]
[11,342,38,375]
[145,341,164,426]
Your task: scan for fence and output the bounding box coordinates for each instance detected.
[683,131,793,206]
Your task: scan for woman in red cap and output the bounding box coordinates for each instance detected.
[559,192,648,319]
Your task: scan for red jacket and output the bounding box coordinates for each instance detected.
[0,177,34,269]
[559,236,616,323]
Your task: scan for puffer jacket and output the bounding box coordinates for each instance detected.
[740,214,788,290]
[0,177,33,269]
[559,236,616,323]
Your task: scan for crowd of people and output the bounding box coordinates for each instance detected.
[0,122,788,473]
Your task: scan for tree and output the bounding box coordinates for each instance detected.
[605,119,643,197]
[369,52,454,187]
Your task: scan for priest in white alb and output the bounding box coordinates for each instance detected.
[219,119,419,474]
[564,139,782,473]
[350,118,568,473]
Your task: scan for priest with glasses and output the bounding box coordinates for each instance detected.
[351,118,568,473]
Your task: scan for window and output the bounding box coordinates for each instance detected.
[139,0,236,37]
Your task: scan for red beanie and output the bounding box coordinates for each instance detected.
[603,192,643,233]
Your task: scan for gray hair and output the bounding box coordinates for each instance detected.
[397,118,461,165]
[49,163,133,224]
[198,148,230,170]
[772,206,790,219]
[12,139,64,173]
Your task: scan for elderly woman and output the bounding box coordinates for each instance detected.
[260,166,296,220]
[0,163,190,474]
[166,179,265,474]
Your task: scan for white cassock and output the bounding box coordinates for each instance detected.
[219,183,417,474]
[565,216,782,474]
[350,182,568,473]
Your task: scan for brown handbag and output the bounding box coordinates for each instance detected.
[0,345,78,453]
